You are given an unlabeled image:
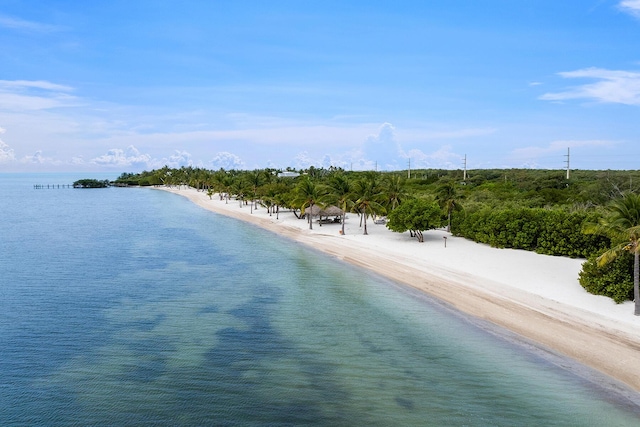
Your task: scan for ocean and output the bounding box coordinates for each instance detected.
[1,173,639,426]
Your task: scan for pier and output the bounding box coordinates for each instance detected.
[33,184,72,189]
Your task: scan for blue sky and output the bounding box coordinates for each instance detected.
[1,0,640,173]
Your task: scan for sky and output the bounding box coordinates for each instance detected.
[1,0,640,173]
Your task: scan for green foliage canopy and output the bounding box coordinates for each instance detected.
[386,199,441,242]
[579,251,634,303]
[73,179,110,188]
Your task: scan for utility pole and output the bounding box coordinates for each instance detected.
[408,158,411,179]
[463,154,467,181]
[564,147,570,180]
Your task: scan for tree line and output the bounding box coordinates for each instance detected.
[73,178,111,188]
[115,166,640,314]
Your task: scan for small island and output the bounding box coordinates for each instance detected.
[73,179,111,188]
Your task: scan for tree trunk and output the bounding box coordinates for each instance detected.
[309,203,313,230]
[447,210,452,233]
[634,249,639,316]
[363,210,368,235]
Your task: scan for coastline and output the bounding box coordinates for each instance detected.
[156,186,640,394]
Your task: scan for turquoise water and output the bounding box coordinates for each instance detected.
[1,173,639,426]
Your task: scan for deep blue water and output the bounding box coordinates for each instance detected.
[1,173,640,426]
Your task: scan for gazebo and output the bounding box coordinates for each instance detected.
[305,205,344,225]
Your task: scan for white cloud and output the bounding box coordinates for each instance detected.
[540,67,640,105]
[163,150,193,168]
[619,0,640,17]
[509,139,615,166]
[0,92,79,111]
[404,145,461,169]
[0,80,74,92]
[71,156,86,165]
[210,151,245,170]
[293,151,322,169]
[0,14,62,33]
[76,123,375,152]
[21,150,61,165]
[0,129,16,163]
[0,79,80,111]
[321,154,333,169]
[90,145,152,168]
[361,122,403,170]
[277,123,493,171]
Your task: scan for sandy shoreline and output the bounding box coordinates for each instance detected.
[157,186,640,395]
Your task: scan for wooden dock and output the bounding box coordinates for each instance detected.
[33,184,72,189]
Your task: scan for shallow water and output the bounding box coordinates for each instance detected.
[1,173,639,426]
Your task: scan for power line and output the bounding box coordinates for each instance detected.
[463,154,467,181]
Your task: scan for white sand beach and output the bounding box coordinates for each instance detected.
[158,186,640,393]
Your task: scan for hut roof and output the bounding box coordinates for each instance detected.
[306,205,344,217]
[322,205,344,216]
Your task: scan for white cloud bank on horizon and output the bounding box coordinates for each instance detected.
[0,126,16,163]
[0,118,499,171]
[210,152,245,170]
[22,150,62,166]
[508,139,616,168]
[540,68,640,105]
[90,146,153,168]
[281,123,476,171]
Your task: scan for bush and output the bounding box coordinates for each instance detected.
[387,199,441,242]
[535,211,609,258]
[578,252,634,303]
[451,207,609,258]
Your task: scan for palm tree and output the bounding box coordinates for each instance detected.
[353,173,386,235]
[246,170,265,214]
[436,181,463,233]
[585,193,640,315]
[293,176,323,229]
[211,169,227,200]
[384,175,409,212]
[322,173,353,235]
[228,178,248,207]
[274,192,291,220]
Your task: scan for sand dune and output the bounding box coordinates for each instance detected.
[158,186,640,394]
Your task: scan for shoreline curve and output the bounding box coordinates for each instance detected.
[155,185,640,396]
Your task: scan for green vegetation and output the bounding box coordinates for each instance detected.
[387,198,441,242]
[579,252,634,304]
[114,166,640,309]
[73,179,111,188]
[583,193,640,314]
[452,207,608,257]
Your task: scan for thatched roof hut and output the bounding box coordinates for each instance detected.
[306,205,343,217]
[305,205,344,224]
